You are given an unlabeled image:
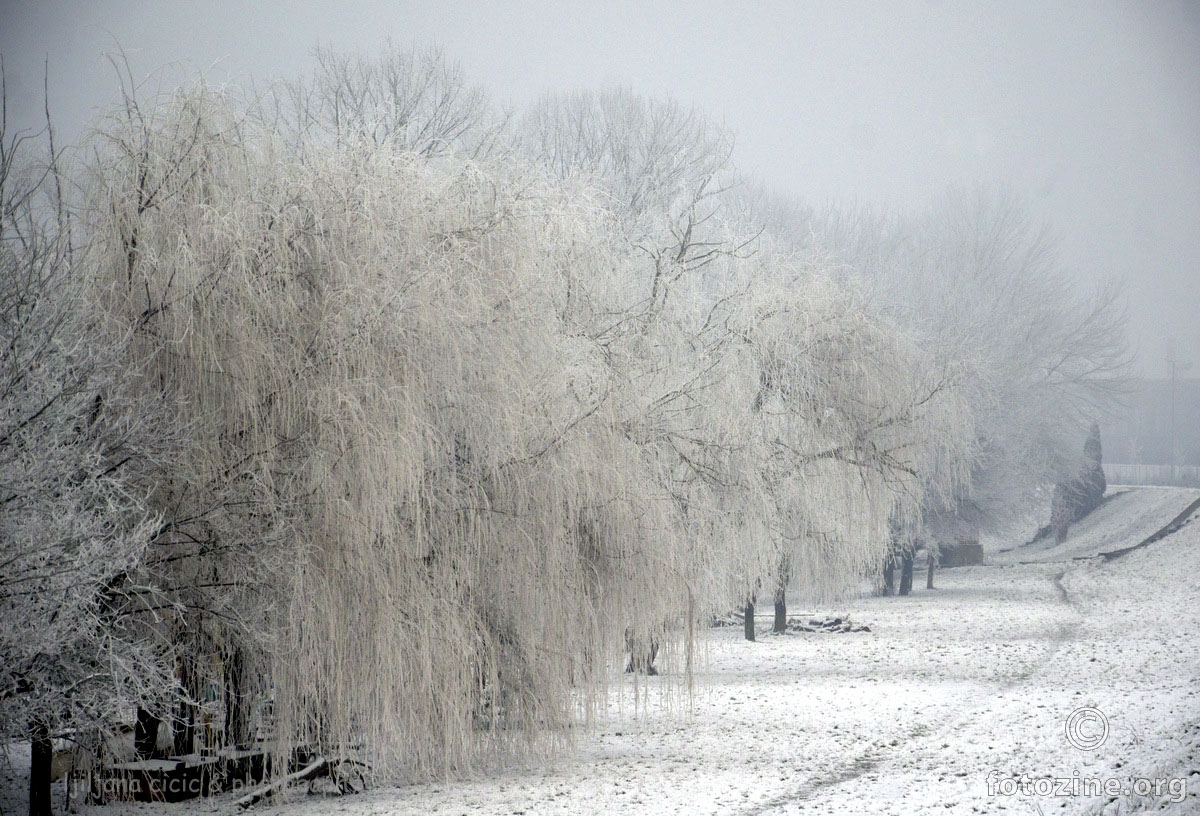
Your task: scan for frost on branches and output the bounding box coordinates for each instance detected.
[0,78,177,805]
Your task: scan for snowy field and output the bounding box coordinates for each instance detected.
[5,486,1198,816]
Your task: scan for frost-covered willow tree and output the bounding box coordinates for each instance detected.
[726,186,980,604]
[282,41,506,159]
[517,89,974,633]
[742,266,973,603]
[81,76,748,780]
[517,89,773,620]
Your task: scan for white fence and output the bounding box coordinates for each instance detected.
[1103,463,1200,487]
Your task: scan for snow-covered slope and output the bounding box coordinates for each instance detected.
[990,485,1200,564]
[7,488,1198,815]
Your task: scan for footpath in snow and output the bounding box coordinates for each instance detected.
[6,486,1199,815]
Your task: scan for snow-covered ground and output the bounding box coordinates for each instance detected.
[6,486,1199,815]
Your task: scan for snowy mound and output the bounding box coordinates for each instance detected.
[991,486,1200,564]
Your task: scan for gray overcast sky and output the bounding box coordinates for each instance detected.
[2,0,1198,376]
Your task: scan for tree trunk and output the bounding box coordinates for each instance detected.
[644,638,659,675]
[174,649,200,755]
[223,645,248,748]
[623,628,659,675]
[743,598,756,642]
[135,707,160,759]
[773,556,791,633]
[30,721,52,816]
[926,545,937,590]
[898,553,914,596]
[173,700,195,756]
[882,558,895,595]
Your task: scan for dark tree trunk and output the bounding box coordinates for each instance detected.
[642,639,659,675]
[743,598,756,642]
[175,649,200,755]
[773,556,791,633]
[926,545,937,590]
[773,586,787,634]
[135,707,160,759]
[624,624,662,676]
[174,695,194,755]
[898,553,914,596]
[223,646,248,748]
[623,628,659,675]
[882,558,895,595]
[30,721,52,816]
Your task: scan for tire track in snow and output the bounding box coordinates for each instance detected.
[736,748,884,815]
[1045,570,1083,645]
[997,566,1082,691]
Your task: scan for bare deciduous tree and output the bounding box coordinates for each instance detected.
[283,41,504,159]
[0,68,178,816]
